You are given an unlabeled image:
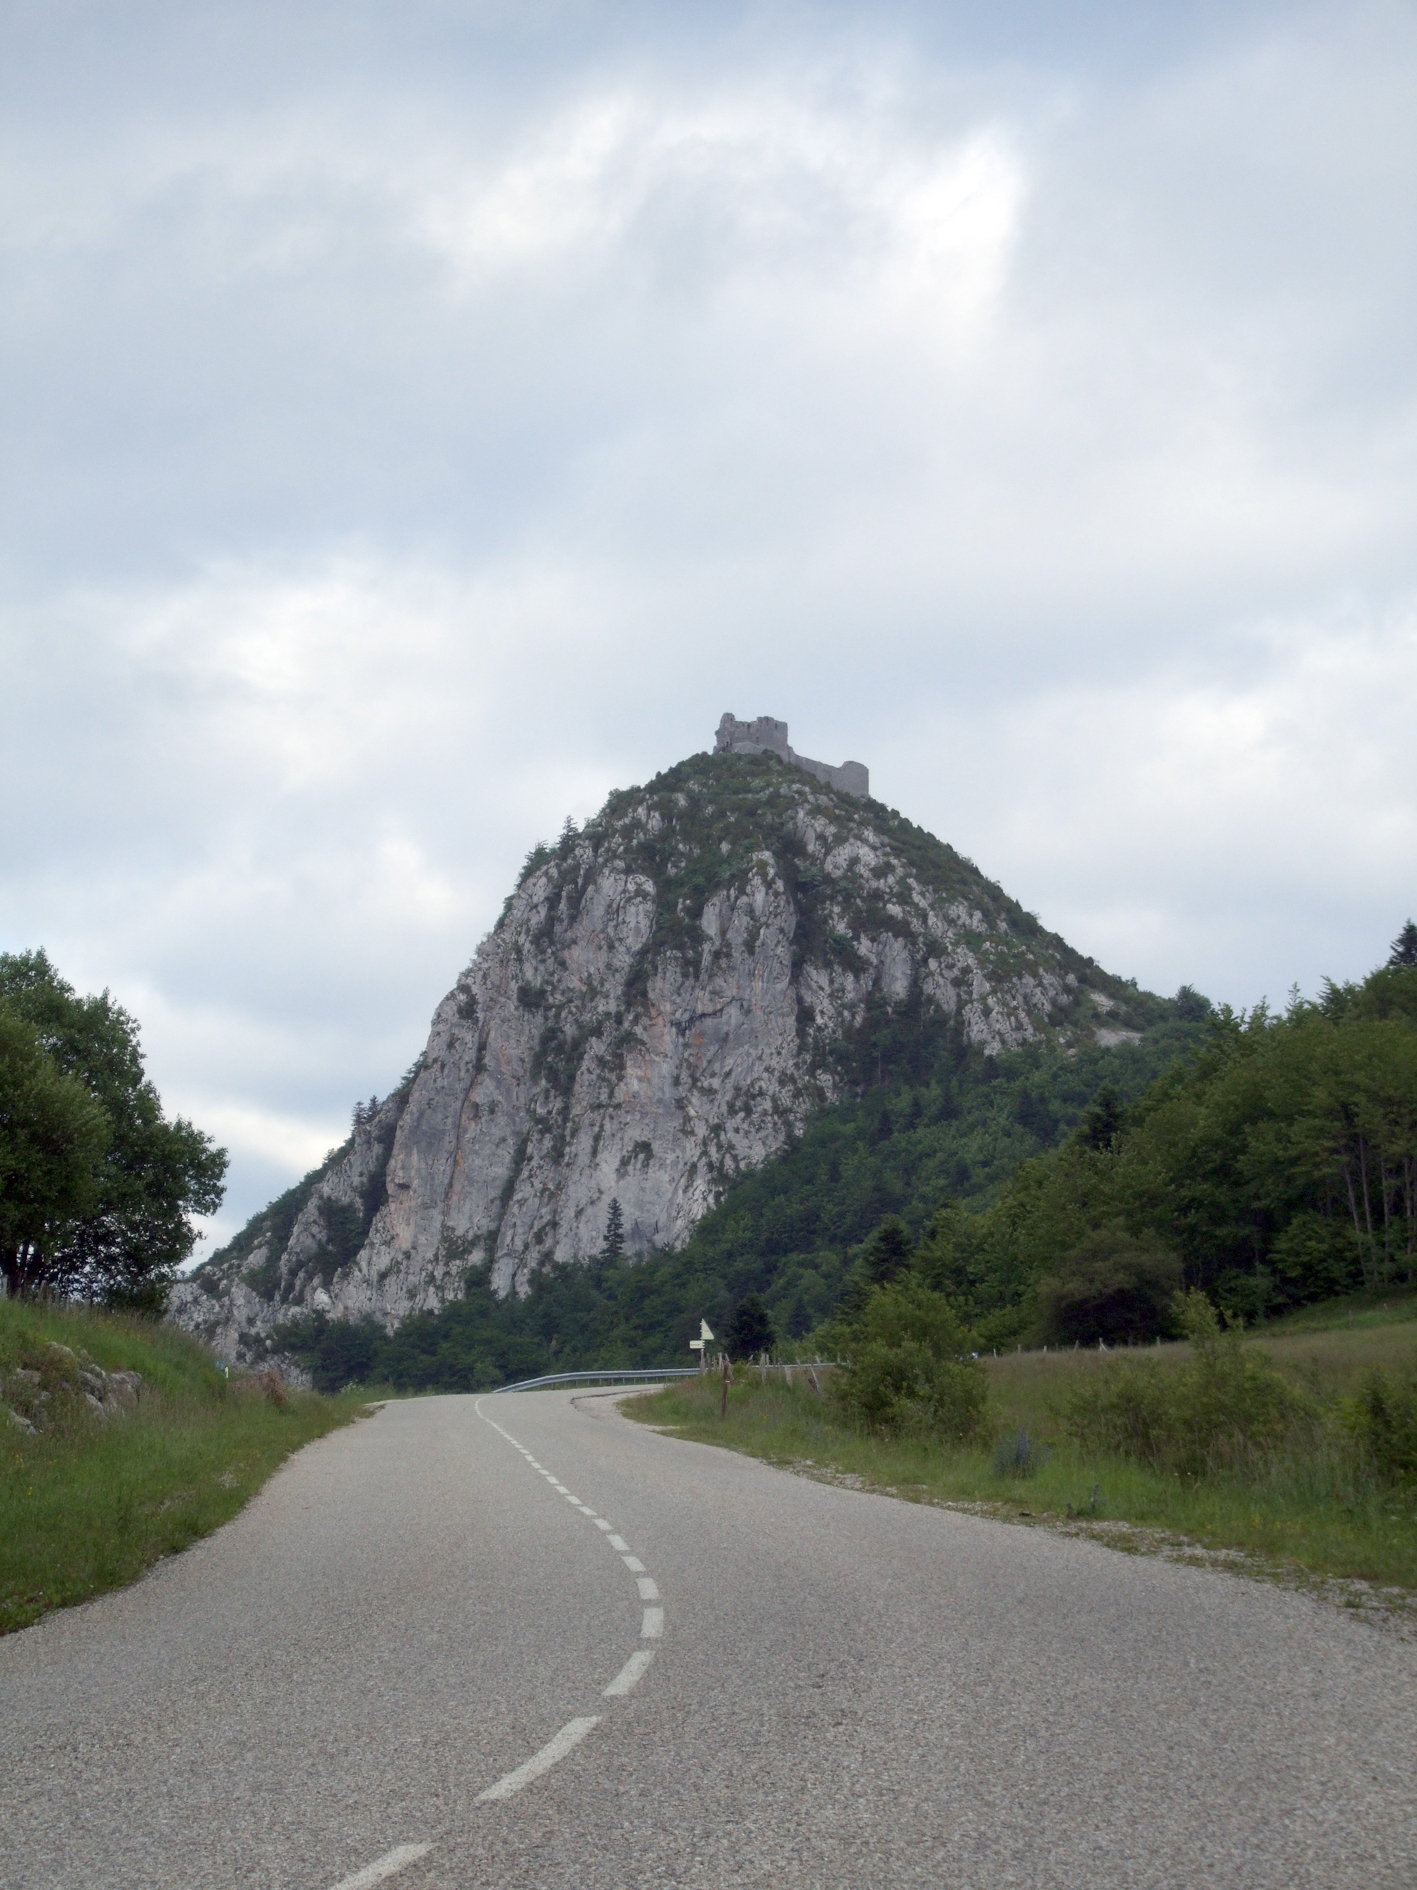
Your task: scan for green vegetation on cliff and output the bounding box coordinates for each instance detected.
[281,944,1417,1394]
[512,748,1156,1046]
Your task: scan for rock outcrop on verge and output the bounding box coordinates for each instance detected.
[2,1341,142,1434]
[171,744,1148,1366]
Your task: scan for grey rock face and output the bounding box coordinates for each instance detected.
[168,1091,408,1364]
[171,747,1127,1362]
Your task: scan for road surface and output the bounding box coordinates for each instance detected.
[2,1390,1414,1888]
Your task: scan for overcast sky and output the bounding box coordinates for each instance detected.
[3,0,1416,1253]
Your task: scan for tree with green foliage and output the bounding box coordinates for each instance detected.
[1077,1083,1125,1151]
[1389,921,1417,969]
[861,1217,912,1287]
[839,1215,914,1314]
[725,1291,776,1359]
[915,958,1417,1337]
[827,1279,985,1438]
[601,1196,625,1262]
[1035,1225,1181,1346]
[0,952,227,1310]
[0,1006,111,1297]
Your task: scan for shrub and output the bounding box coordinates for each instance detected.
[1340,1361,1417,1488]
[1062,1291,1306,1477]
[1036,1224,1182,1346]
[830,1280,986,1439]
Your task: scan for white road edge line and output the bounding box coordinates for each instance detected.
[603,1649,655,1697]
[328,1843,432,1890]
[475,1717,602,1803]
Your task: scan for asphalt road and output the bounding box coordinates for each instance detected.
[3,1390,1415,1889]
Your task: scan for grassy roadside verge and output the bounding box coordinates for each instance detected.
[624,1324,1417,1606]
[1,1298,368,1635]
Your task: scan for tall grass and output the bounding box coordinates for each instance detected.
[1,1298,364,1634]
[627,1319,1417,1593]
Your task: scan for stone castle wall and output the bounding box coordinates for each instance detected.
[713,714,868,798]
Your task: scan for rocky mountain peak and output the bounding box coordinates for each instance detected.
[171,740,1136,1364]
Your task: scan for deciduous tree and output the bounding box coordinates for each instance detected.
[0,1006,111,1296]
[0,952,227,1309]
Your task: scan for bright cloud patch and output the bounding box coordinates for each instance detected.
[1,3,1415,1234]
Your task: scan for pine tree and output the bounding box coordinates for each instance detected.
[861,1216,912,1287]
[600,1196,625,1261]
[1388,920,1417,969]
[725,1291,776,1359]
[1078,1082,1125,1151]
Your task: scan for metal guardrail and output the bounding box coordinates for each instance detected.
[492,1367,700,1394]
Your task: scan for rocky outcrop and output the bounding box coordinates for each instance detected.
[171,742,1136,1364]
[168,1090,407,1365]
[2,1341,142,1433]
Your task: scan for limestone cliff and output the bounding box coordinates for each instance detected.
[171,741,1141,1364]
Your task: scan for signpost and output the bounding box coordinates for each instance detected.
[688,1319,714,1369]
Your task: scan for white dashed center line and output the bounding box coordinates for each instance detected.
[328,1399,667,1888]
[603,1649,656,1698]
[476,1396,667,1688]
[328,1845,432,1890]
[475,1716,603,1804]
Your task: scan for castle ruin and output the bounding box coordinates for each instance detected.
[714,714,869,799]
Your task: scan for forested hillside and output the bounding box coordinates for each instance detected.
[279,1011,1206,1389]
[281,935,1417,1390]
[914,945,1417,1345]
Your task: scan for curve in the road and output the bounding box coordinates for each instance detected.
[9,1387,1414,1890]
[330,1395,666,1890]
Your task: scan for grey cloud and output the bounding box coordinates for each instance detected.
[2,1,1415,1240]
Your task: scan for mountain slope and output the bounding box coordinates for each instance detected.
[172,742,1167,1365]
[278,1021,1204,1393]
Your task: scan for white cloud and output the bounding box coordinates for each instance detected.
[192,1102,347,1178]
[890,597,1417,1004]
[2,2,1416,1235]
